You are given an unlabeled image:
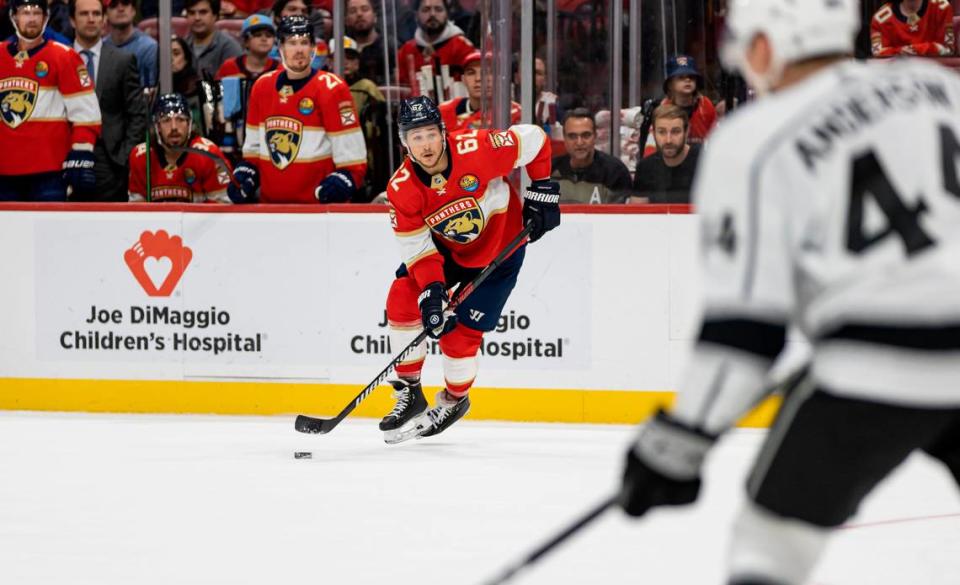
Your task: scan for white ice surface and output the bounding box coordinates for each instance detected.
[1,412,959,585]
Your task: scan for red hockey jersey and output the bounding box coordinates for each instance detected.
[438,97,521,132]
[215,55,280,80]
[871,0,955,57]
[243,69,367,203]
[387,125,551,289]
[128,136,232,203]
[397,25,475,87]
[0,40,101,176]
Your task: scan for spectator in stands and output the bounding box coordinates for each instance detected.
[70,0,147,201]
[641,55,716,158]
[513,55,559,137]
[550,108,632,204]
[334,35,388,199]
[168,35,212,135]
[871,0,955,56]
[216,14,279,162]
[346,0,390,85]
[185,0,243,79]
[216,14,279,81]
[104,0,158,88]
[396,0,475,88]
[632,104,701,204]
[439,51,520,131]
[663,55,715,144]
[269,0,329,70]
[128,93,233,203]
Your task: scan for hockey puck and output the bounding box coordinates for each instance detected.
[294,451,312,459]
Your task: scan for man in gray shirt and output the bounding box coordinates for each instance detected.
[185,0,242,78]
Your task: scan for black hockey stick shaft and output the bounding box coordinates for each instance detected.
[481,494,618,585]
[294,223,534,435]
[165,144,242,189]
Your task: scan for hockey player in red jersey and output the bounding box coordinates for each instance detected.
[439,51,521,132]
[0,0,101,201]
[378,96,561,444]
[871,0,955,57]
[128,93,232,203]
[228,15,367,204]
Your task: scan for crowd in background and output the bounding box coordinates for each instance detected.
[0,0,955,204]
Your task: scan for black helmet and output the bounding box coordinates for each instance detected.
[152,93,191,124]
[397,96,444,143]
[277,15,314,44]
[8,0,47,15]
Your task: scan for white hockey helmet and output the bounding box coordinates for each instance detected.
[721,0,859,91]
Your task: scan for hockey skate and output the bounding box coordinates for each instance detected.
[381,379,429,445]
[417,390,471,439]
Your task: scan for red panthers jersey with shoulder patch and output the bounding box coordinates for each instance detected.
[387,125,551,289]
[243,69,366,203]
[0,40,100,175]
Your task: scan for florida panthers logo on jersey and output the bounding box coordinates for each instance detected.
[426,197,485,244]
[265,116,303,170]
[0,77,38,129]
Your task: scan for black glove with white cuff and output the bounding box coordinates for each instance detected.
[619,409,717,517]
[522,179,561,242]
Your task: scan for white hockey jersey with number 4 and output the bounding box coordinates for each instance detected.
[674,59,960,434]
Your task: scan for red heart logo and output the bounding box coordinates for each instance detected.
[124,230,193,297]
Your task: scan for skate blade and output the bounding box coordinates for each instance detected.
[383,415,431,445]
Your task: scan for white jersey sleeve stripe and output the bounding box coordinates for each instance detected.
[509,124,547,169]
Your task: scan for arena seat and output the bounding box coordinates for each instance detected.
[215,19,244,42]
[138,17,191,40]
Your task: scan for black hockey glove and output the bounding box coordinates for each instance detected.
[62,149,96,194]
[619,409,717,517]
[315,170,356,203]
[418,281,457,339]
[229,161,259,203]
[523,179,561,243]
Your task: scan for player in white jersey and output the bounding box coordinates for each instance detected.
[618,1,960,584]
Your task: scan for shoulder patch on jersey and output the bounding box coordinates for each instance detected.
[134,143,147,156]
[77,66,92,88]
[425,197,485,244]
[458,174,479,192]
[488,131,515,149]
[265,116,302,169]
[0,77,38,129]
[339,106,356,126]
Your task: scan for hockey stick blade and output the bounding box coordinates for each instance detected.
[480,494,617,585]
[294,224,533,436]
[294,414,338,434]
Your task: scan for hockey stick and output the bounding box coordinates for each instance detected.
[165,144,242,190]
[294,223,534,435]
[481,494,618,585]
